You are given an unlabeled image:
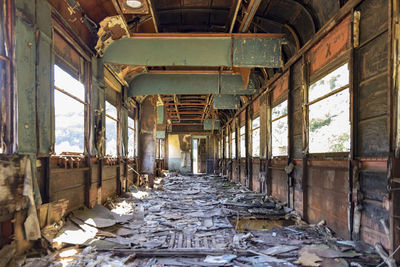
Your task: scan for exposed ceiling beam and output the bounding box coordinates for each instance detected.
[238,0,262,33]
[103,33,284,68]
[146,0,159,32]
[172,95,181,123]
[228,0,243,33]
[128,73,260,96]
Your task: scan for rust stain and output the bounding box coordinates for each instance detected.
[271,70,289,104]
[252,97,260,115]
[308,14,351,75]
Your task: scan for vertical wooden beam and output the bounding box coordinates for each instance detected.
[390,0,400,259]
[266,93,272,196]
[348,8,358,240]
[301,56,309,220]
[245,106,251,189]
[287,66,294,209]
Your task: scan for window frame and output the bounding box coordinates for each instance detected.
[231,130,236,159]
[156,138,165,159]
[105,100,120,157]
[271,99,288,157]
[53,64,88,155]
[127,116,136,158]
[251,116,261,158]
[225,134,229,159]
[240,125,246,158]
[307,58,350,156]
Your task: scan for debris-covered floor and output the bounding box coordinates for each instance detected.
[21,174,384,266]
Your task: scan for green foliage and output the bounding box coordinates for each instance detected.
[310,113,333,132]
[329,133,350,152]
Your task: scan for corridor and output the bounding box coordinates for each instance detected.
[27,174,380,266]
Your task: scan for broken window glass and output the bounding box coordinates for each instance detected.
[231,131,236,159]
[106,101,118,157]
[128,117,135,158]
[252,117,260,157]
[309,64,350,153]
[272,100,288,156]
[54,65,85,154]
[240,126,246,158]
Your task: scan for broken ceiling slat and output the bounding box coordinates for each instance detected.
[103,33,284,68]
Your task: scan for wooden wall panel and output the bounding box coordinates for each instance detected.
[252,160,260,192]
[357,0,388,45]
[271,169,287,203]
[49,169,86,211]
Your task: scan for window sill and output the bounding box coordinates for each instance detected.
[308,152,349,159]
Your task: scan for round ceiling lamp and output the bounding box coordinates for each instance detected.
[126,0,143,8]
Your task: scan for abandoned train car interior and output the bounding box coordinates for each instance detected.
[0,0,400,265]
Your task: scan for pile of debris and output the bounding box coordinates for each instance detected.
[16,174,386,266]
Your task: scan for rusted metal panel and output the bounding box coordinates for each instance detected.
[252,159,260,192]
[271,70,289,105]
[307,165,350,239]
[239,110,246,125]
[252,97,260,115]
[308,15,351,75]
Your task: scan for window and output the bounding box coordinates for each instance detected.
[240,126,246,158]
[219,139,223,159]
[231,131,236,159]
[128,117,136,158]
[252,117,260,157]
[156,138,164,159]
[54,65,86,154]
[225,135,229,158]
[272,100,288,156]
[308,63,350,153]
[105,101,118,157]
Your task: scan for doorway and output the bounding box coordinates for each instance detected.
[192,139,199,174]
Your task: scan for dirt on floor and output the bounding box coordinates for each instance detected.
[16,174,384,266]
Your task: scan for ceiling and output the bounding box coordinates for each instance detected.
[74,0,349,126]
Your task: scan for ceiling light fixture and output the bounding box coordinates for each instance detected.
[126,0,143,9]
